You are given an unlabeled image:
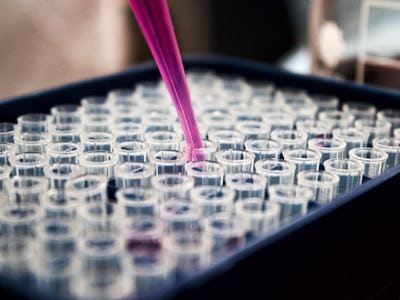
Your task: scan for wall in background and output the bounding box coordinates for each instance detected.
[0,0,300,99]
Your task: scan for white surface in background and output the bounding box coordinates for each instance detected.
[280,0,400,74]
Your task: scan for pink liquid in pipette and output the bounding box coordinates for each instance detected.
[128,0,203,161]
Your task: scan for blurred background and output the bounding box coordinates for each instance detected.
[1,0,400,99]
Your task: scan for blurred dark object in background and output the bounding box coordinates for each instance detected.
[3,0,399,99]
[208,1,296,63]
[131,0,297,65]
[0,0,297,99]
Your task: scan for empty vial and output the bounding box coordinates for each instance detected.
[348,147,388,181]
[46,142,84,165]
[234,198,281,241]
[268,184,313,225]
[116,187,160,217]
[270,129,308,151]
[254,159,296,189]
[151,174,194,202]
[208,129,245,150]
[323,158,364,195]
[225,172,267,201]
[185,160,224,186]
[215,149,255,174]
[244,139,282,162]
[114,162,155,188]
[372,137,400,169]
[0,123,17,143]
[296,170,340,204]
[149,150,187,175]
[113,140,149,163]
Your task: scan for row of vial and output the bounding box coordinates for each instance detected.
[0,70,400,299]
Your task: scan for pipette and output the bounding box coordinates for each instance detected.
[128,0,203,161]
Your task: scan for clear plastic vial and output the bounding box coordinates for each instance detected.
[44,163,85,190]
[116,187,160,217]
[342,101,376,120]
[295,119,333,141]
[0,203,41,237]
[71,235,133,300]
[0,143,14,166]
[143,112,175,132]
[163,230,213,279]
[394,128,400,139]
[14,132,51,153]
[151,174,194,202]
[234,198,281,241]
[268,184,313,225]
[46,142,84,165]
[112,123,145,142]
[30,254,79,296]
[262,110,296,131]
[270,129,308,151]
[8,152,49,177]
[128,246,172,296]
[215,149,255,174]
[234,120,271,141]
[114,162,155,188]
[121,216,164,258]
[354,119,391,146]
[35,219,78,258]
[296,170,340,204]
[185,160,224,186]
[113,140,149,163]
[318,110,355,129]
[282,148,322,182]
[79,151,119,179]
[80,132,115,152]
[64,174,108,203]
[254,159,296,190]
[0,237,35,282]
[377,109,400,135]
[309,93,339,113]
[307,138,346,167]
[42,189,79,220]
[77,202,122,236]
[80,94,108,111]
[48,123,82,143]
[0,123,16,143]
[181,139,218,162]
[202,111,235,133]
[244,139,282,162]
[144,130,182,152]
[332,127,369,158]
[107,88,136,107]
[0,165,11,193]
[17,113,51,133]
[208,129,245,150]
[225,172,267,201]
[202,212,246,260]
[159,200,201,233]
[323,158,365,195]
[348,147,388,180]
[81,114,113,133]
[372,137,400,169]
[190,186,235,217]
[148,150,187,175]
[50,104,82,124]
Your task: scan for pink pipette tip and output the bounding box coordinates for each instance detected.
[128,0,204,161]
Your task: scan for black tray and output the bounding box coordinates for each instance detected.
[1,55,400,300]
